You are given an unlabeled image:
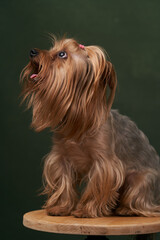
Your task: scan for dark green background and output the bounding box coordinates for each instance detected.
[1,0,160,239]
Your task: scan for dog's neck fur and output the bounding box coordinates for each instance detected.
[53,112,115,178]
[54,104,108,142]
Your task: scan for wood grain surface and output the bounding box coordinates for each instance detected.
[23,210,160,236]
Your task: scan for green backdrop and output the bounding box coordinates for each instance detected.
[1,0,160,239]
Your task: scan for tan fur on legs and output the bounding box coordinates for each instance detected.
[72,156,124,217]
[20,36,160,217]
[43,148,78,215]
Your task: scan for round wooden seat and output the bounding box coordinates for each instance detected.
[23,209,160,238]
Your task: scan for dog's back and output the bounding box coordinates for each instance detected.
[111,109,160,170]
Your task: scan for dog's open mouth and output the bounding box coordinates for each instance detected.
[30,73,38,79]
[30,65,42,80]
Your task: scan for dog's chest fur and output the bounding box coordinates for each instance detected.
[54,119,114,179]
[55,137,95,178]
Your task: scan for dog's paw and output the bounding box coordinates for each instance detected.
[72,202,113,218]
[71,209,93,218]
[46,206,71,216]
[115,207,136,216]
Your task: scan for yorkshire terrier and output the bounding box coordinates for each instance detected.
[21,36,160,218]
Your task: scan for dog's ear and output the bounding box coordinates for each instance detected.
[106,61,117,114]
[85,45,117,116]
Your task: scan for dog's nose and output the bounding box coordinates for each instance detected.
[30,49,39,58]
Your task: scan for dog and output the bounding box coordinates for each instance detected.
[20,36,160,218]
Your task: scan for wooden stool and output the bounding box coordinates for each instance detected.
[23,210,160,240]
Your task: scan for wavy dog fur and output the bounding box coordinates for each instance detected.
[21,36,160,217]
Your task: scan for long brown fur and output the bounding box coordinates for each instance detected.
[20,36,160,217]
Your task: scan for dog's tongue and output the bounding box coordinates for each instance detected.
[30,74,38,79]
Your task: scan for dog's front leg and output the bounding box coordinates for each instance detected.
[72,156,124,218]
[43,149,77,216]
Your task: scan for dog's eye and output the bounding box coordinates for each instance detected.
[58,51,67,59]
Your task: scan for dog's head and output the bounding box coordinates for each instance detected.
[20,36,117,139]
